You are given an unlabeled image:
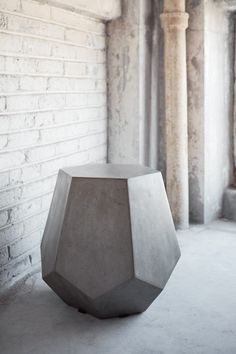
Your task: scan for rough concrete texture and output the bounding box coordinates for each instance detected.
[204,1,234,222]
[187,0,205,223]
[187,0,234,223]
[107,0,165,172]
[161,0,189,229]
[41,164,180,318]
[223,0,236,10]
[234,15,236,174]
[1,219,236,353]
[223,187,236,221]
[107,0,235,225]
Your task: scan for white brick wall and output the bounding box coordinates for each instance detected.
[0,0,107,290]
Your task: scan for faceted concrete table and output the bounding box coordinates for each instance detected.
[41,164,181,319]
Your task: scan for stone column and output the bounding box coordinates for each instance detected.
[233,15,236,186]
[160,0,189,229]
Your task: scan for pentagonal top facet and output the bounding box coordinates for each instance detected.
[62,164,157,179]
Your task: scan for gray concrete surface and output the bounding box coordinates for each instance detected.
[1,219,236,354]
[42,164,180,318]
[107,0,235,225]
[223,187,236,221]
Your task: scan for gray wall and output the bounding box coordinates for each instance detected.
[107,0,165,173]
[107,0,235,224]
[204,1,234,222]
[187,0,234,223]
[187,0,205,222]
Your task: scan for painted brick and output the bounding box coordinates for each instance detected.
[0,114,36,131]
[86,63,106,78]
[23,211,48,237]
[50,7,105,34]
[7,14,65,41]
[0,97,6,112]
[5,130,40,149]
[9,229,42,260]
[17,164,41,183]
[0,172,9,189]
[55,139,79,155]
[0,210,8,228]
[0,0,107,290]
[87,92,106,106]
[0,76,19,92]
[0,151,26,170]
[25,144,56,163]
[6,95,38,112]
[0,56,5,71]
[64,62,87,76]
[0,187,22,210]
[79,132,106,150]
[41,194,53,210]
[34,112,55,128]
[0,135,8,149]
[0,246,9,267]
[65,93,87,107]
[0,0,21,12]
[38,93,66,110]
[65,29,105,49]
[47,77,95,91]
[22,37,52,57]
[19,77,48,91]
[97,50,106,63]
[0,33,23,53]
[5,57,64,75]
[21,0,52,20]
[9,197,43,224]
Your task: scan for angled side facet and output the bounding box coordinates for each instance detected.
[92,278,162,318]
[128,172,181,290]
[41,170,72,278]
[55,178,134,299]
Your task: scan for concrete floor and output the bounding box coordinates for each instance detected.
[0,219,236,354]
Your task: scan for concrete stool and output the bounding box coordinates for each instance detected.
[41,164,180,319]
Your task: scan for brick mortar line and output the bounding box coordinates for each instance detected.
[0,51,106,64]
[0,117,106,135]
[0,208,49,233]
[0,131,106,192]
[0,29,105,51]
[0,90,106,97]
[0,243,41,270]
[0,72,106,80]
[0,143,106,214]
[0,173,57,195]
[0,141,106,174]
[0,189,54,213]
[0,226,45,259]
[0,104,106,116]
[0,146,106,235]
[0,148,85,175]
[0,9,105,36]
[0,122,106,154]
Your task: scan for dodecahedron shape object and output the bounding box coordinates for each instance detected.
[41,164,180,319]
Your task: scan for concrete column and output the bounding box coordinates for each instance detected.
[233,15,236,186]
[160,0,189,229]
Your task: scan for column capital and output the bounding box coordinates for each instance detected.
[160,12,189,31]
